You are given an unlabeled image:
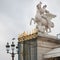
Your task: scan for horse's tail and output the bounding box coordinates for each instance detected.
[30,18,34,25]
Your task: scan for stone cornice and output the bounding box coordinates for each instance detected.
[18,32,38,42]
[18,32,60,44]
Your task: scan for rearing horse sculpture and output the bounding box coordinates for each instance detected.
[30,2,56,33]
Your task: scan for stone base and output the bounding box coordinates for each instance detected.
[38,32,57,40]
[37,35,60,60]
[18,33,60,60]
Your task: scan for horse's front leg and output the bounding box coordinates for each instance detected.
[30,18,33,25]
[30,18,35,25]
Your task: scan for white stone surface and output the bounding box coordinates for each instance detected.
[44,48,60,58]
[38,33,58,39]
[37,36,60,60]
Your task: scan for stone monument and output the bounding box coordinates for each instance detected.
[30,1,56,36]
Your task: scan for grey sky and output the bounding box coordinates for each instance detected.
[0,0,60,60]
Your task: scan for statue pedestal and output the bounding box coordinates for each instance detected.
[18,33,60,60]
[38,33,57,39]
[37,35,60,60]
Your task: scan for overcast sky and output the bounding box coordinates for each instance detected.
[0,0,60,60]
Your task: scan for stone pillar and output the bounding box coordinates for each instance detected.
[20,43,23,60]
